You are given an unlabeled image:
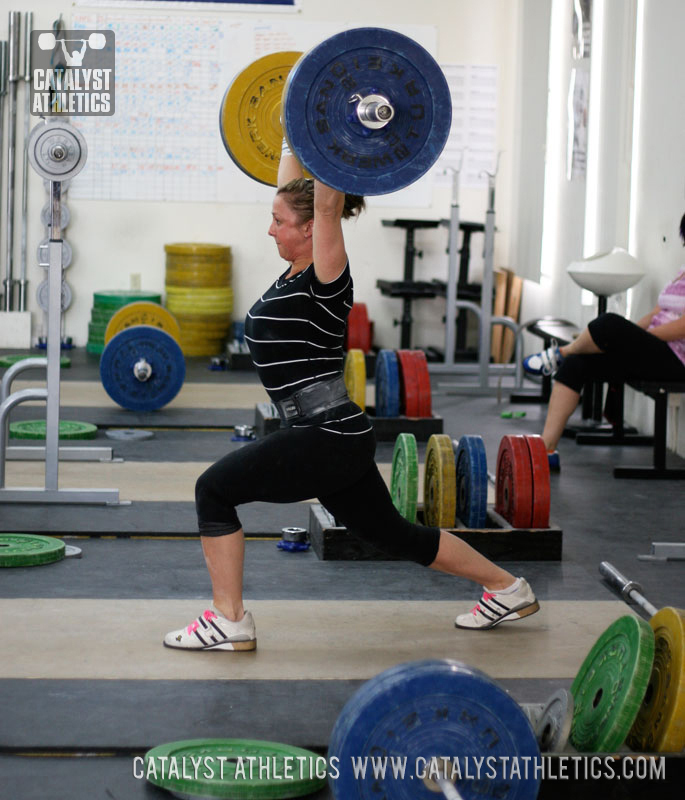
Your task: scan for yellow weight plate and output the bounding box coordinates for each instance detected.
[166,268,232,288]
[344,349,366,410]
[166,297,233,308]
[164,243,231,258]
[423,434,456,527]
[627,606,685,752]
[220,51,303,186]
[180,343,226,356]
[104,302,182,345]
[166,286,233,296]
[174,312,231,325]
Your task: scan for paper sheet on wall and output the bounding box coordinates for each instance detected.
[435,64,498,190]
[76,1,301,10]
[68,13,437,206]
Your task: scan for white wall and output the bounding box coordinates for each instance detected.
[624,0,685,451]
[0,0,520,354]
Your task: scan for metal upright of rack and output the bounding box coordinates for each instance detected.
[429,158,523,395]
[0,119,120,505]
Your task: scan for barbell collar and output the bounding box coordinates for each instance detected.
[350,92,395,130]
[134,358,153,382]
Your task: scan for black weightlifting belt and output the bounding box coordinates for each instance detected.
[275,375,349,424]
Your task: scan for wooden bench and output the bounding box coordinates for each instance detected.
[613,380,685,479]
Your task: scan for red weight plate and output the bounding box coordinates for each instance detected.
[495,435,533,528]
[360,319,373,353]
[397,350,420,416]
[525,434,551,528]
[396,350,432,418]
[346,303,370,351]
[413,350,432,417]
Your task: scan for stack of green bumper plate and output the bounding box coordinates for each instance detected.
[87,290,162,355]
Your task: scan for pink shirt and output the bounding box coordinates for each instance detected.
[648,266,685,366]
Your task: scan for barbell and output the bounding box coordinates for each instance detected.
[219,27,452,195]
[37,32,106,51]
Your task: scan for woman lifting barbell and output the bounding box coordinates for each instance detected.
[164,146,540,651]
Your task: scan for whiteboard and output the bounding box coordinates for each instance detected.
[69,12,439,207]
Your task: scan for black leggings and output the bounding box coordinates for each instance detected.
[195,417,441,567]
[555,313,685,393]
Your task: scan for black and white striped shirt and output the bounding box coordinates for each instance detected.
[244,262,371,435]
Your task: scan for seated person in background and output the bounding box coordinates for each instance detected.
[523,214,685,470]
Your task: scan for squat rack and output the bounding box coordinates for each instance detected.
[429,158,523,394]
[0,119,120,505]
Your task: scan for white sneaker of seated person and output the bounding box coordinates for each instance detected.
[164,609,256,651]
[523,342,564,377]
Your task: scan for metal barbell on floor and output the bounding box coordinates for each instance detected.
[219,27,452,195]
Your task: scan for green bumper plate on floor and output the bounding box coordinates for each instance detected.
[0,353,71,368]
[0,534,66,567]
[144,738,327,799]
[9,420,98,440]
[570,614,655,752]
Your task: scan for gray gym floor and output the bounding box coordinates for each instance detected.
[1,346,684,799]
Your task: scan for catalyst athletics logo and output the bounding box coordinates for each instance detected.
[31,30,115,116]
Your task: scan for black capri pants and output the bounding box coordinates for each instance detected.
[195,412,441,567]
[555,313,685,393]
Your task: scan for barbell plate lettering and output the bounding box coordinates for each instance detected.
[100,326,186,412]
[328,659,541,799]
[104,302,182,345]
[282,27,452,195]
[391,432,419,523]
[570,615,655,752]
[423,433,456,527]
[626,606,685,752]
[220,51,303,187]
[454,435,488,529]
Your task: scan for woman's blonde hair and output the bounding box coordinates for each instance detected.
[277,178,365,223]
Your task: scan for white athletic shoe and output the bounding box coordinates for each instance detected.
[164,609,257,651]
[455,578,540,630]
[523,341,563,376]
